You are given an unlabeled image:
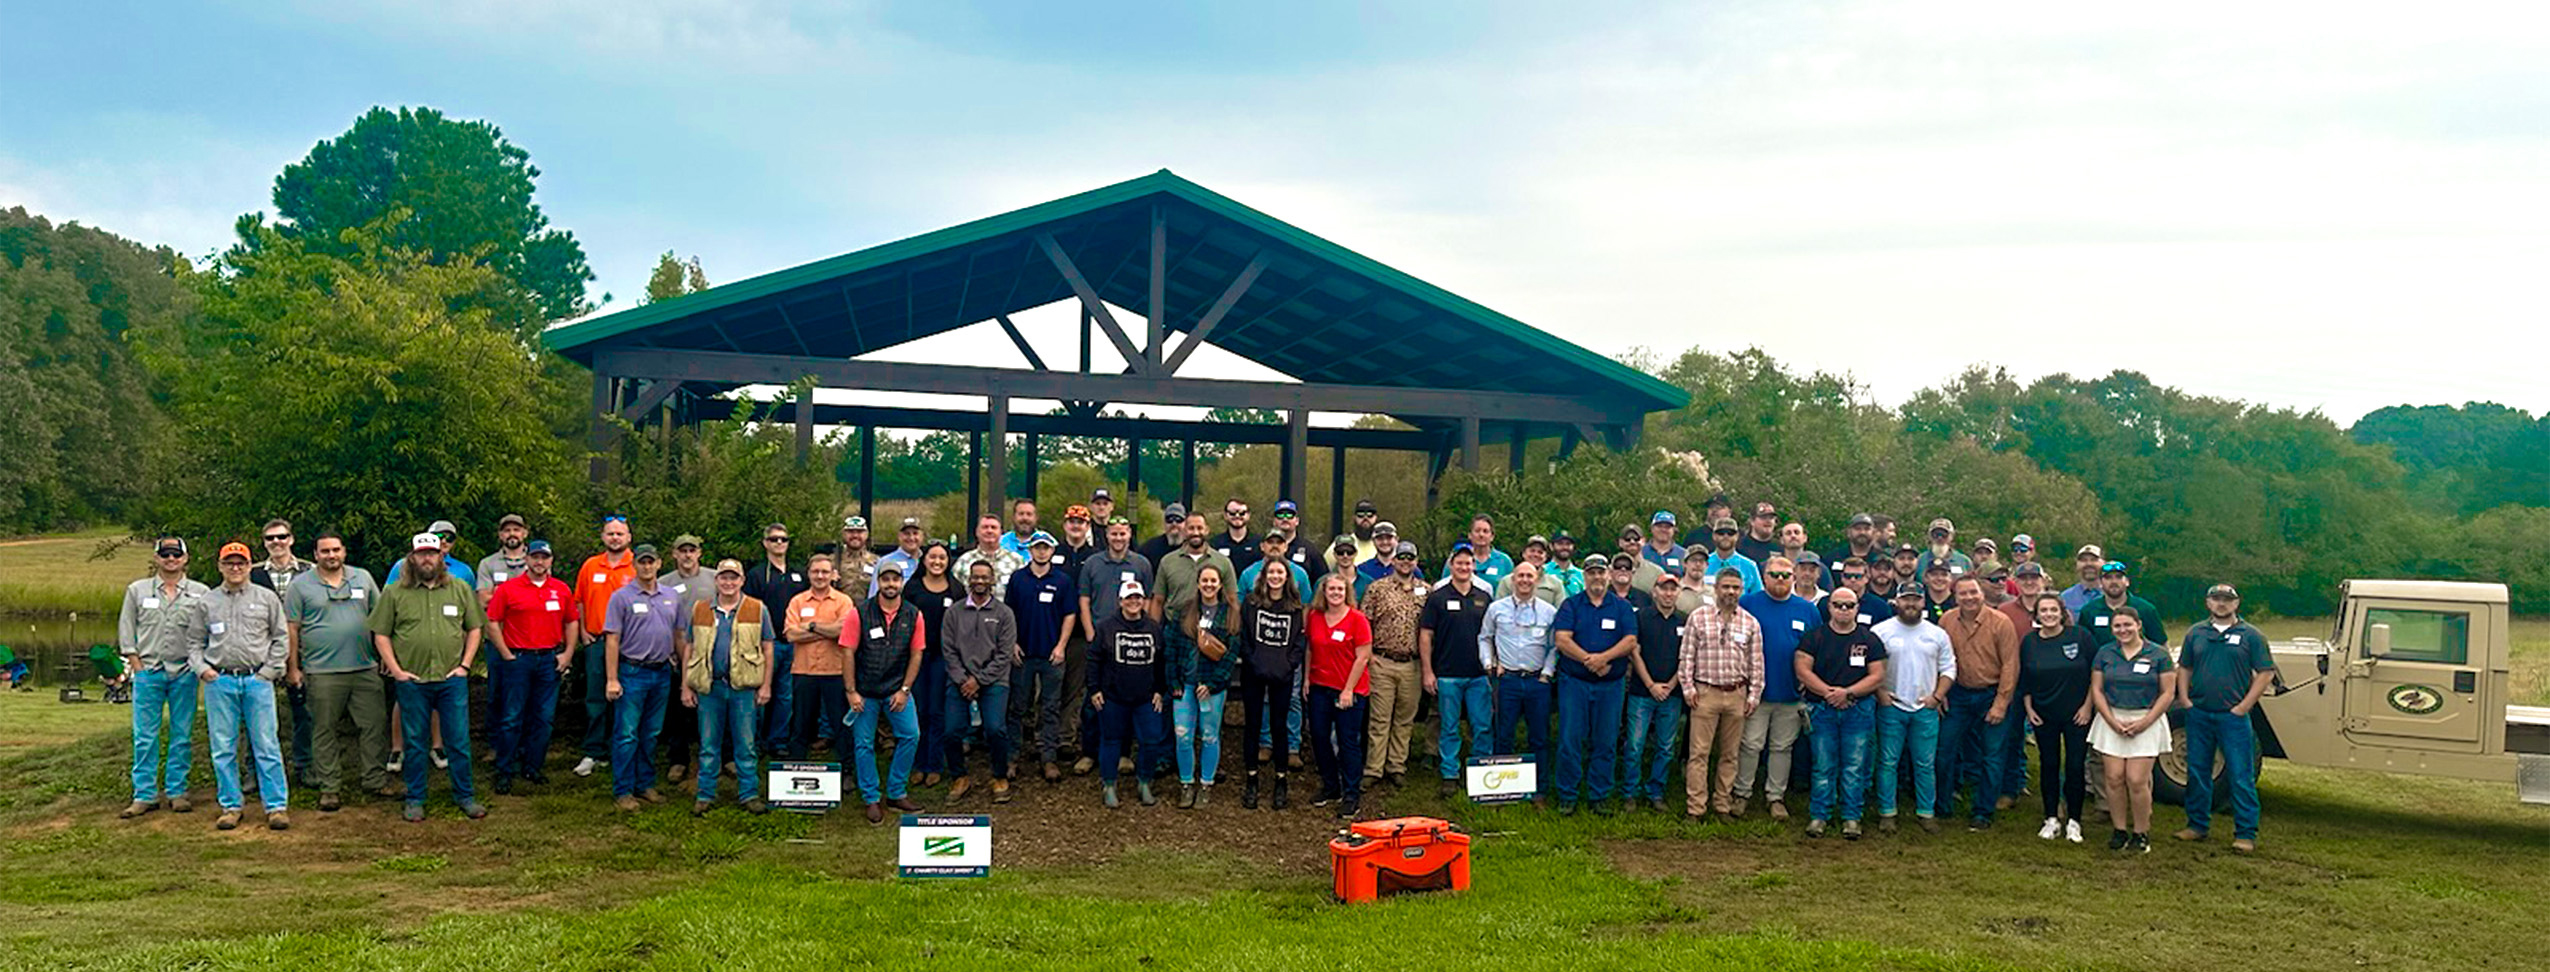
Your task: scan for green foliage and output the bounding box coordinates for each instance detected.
[2448,505,2550,614]
[640,252,709,305]
[593,396,851,565]
[1424,448,1716,554]
[136,214,579,570]
[0,209,186,532]
[1200,438,1433,545]
[239,106,594,327]
[2352,403,2548,515]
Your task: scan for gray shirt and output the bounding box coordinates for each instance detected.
[476,551,530,594]
[119,575,212,675]
[942,594,1019,685]
[285,567,383,674]
[194,582,290,679]
[663,566,715,619]
[1076,549,1155,623]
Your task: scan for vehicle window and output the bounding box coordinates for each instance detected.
[2364,609,2469,665]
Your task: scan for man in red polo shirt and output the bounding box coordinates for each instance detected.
[485,540,580,794]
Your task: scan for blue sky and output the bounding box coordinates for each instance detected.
[4,0,2544,423]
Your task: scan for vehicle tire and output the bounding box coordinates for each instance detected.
[2153,715,2261,810]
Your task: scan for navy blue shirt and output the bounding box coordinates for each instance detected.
[1003,562,1078,661]
[1552,590,1638,682]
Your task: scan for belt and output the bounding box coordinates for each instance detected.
[1376,649,1417,663]
[215,667,259,677]
[1696,680,1747,691]
[514,646,562,654]
[624,659,673,671]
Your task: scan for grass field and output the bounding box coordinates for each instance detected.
[0,529,148,617]
[3,687,2546,971]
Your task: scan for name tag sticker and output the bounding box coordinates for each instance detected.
[1949,566,1964,575]
[493,572,509,583]
[1330,629,1347,642]
[800,607,816,618]
[2133,661,2152,674]
[1445,601,1461,612]
[672,583,686,594]
[143,597,162,609]
[2227,634,2242,644]
[1792,619,1807,631]
[632,603,650,615]
[209,621,227,636]
[441,604,460,618]
[593,573,608,584]
[1858,614,1871,624]
[791,573,803,582]
[2093,616,2111,627]
[545,600,561,612]
[1600,618,1617,630]
[869,627,886,639]
[1037,591,1054,603]
[1666,558,1681,569]
[1199,616,1213,629]
[1849,651,1867,668]
[351,589,366,600]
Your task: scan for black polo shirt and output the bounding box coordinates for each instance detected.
[1797,623,1887,694]
[1419,580,1493,679]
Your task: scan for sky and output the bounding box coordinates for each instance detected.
[4,0,2545,425]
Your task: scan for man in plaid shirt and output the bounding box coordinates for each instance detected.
[1678,568,1763,820]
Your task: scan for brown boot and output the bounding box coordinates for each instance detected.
[215,810,241,830]
[993,780,1013,803]
[947,777,975,803]
[119,799,157,819]
[266,811,291,831]
[1042,762,1063,783]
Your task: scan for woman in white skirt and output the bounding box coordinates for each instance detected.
[2087,607,2176,854]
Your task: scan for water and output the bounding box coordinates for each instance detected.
[2,615,115,686]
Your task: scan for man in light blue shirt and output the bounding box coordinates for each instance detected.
[1701,517,1763,596]
[1445,515,1515,590]
[1641,511,1688,574]
[1481,562,1559,798]
[998,498,1040,559]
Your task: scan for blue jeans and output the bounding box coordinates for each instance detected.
[1095,697,1167,784]
[490,650,561,778]
[1257,667,1306,755]
[1875,705,1939,817]
[1935,684,2011,822]
[1434,676,1492,780]
[611,664,672,798]
[943,681,1012,779]
[758,643,796,760]
[1307,686,1367,799]
[396,676,474,804]
[1171,686,1228,784]
[1491,676,1553,793]
[579,641,614,760]
[130,668,198,802]
[850,695,920,804]
[1621,689,1684,801]
[206,674,287,812]
[2183,708,2262,840]
[913,653,948,775]
[1807,700,1876,822]
[1553,676,1626,802]
[694,680,762,803]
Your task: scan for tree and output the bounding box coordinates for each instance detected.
[641,252,709,304]
[594,393,849,567]
[2351,403,2546,515]
[137,213,578,570]
[0,208,188,531]
[236,106,594,328]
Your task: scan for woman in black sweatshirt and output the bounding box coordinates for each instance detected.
[1235,563,1308,810]
[1088,582,1169,809]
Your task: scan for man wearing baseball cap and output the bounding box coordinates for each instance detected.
[1007,531,1078,786]
[1136,503,1180,567]
[199,541,293,831]
[1347,498,1383,566]
[370,532,489,822]
[1266,500,1325,589]
[601,544,684,811]
[1353,521,1400,599]
[1912,518,1972,581]
[1642,511,1687,575]
[1701,518,1764,597]
[837,515,878,600]
[476,514,532,600]
[1087,488,1118,534]
[2059,545,2106,617]
[2079,560,2167,651]
[682,558,776,815]
[2174,583,2275,853]
[658,535,714,782]
[877,517,927,596]
[1358,539,1428,790]
[1826,514,1884,570]
[387,520,476,589]
[484,539,579,794]
[119,536,212,820]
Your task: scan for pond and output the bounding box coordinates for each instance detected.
[2,614,121,687]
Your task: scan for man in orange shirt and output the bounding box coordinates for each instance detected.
[1935,575,2020,830]
[572,515,636,777]
[782,554,858,761]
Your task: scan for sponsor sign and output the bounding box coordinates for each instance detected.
[767,761,841,813]
[1464,754,1538,804]
[899,814,993,878]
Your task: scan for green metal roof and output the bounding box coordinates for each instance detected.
[544,170,1688,415]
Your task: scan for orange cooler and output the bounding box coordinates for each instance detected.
[1329,816,1471,903]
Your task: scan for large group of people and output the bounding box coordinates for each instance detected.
[114,492,2278,854]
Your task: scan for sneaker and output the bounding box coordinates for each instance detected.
[1270,776,1290,811]
[1877,815,1898,835]
[2173,827,2208,842]
[2038,817,2063,840]
[2231,838,2256,854]
[573,757,598,777]
[1995,795,2017,812]
[2066,820,2085,843]
[431,748,450,770]
[403,802,426,823]
[493,775,514,796]
[1767,801,1790,821]
[215,811,241,831]
[615,795,641,812]
[1178,783,1197,809]
[1312,790,1338,808]
[1195,783,1212,808]
[1558,801,1578,817]
[1967,817,1992,832]
[1593,799,1616,817]
[387,753,404,773]
[2107,828,2130,850]
[1137,780,1157,806]
[319,793,342,813]
[2131,832,2152,855]
[745,798,769,815]
[1383,771,1405,788]
[1842,820,1862,840]
[1339,795,1360,819]
[1918,816,1942,835]
[119,799,157,819]
[266,811,290,831]
[525,770,552,786]
[1437,778,1459,800]
[993,780,1013,804]
[1804,819,1827,838]
[637,788,666,804]
[1650,798,1672,814]
[1102,784,1120,809]
[665,763,688,783]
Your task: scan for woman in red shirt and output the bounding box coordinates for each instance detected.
[1304,573,1374,818]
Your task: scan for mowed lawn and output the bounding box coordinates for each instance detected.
[3,687,2547,972]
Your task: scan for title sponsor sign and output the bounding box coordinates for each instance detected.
[899,814,993,877]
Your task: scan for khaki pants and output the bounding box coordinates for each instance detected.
[1683,685,1748,815]
[304,669,392,794]
[1733,701,1805,803]
[1362,655,1423,778]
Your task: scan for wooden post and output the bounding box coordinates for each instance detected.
[1507,423,1527,474]
[987,395,1010,523]
[1329,444,1348,539]
[1023,432,1041,504]
[1127,438,1145,502]
[1180,439,1198,511]
[966,431,983,530]
[857,425,876,526]
[1284,408,1309,503]
[794,388,813,460]
[1460,416,1481,473]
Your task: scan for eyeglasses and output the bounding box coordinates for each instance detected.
[263,534,291,542]
[1713,529,1738,536]
[1354,511,1376,517]
[1841,572,1865,580]
[765,535,790,543]
[1765,571,1793,579]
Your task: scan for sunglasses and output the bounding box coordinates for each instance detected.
[1355,511,1376,517]
[1713,529,1738,536]
[1842,572,1866,580]
[765,535,790,543]
[2101,561,2127,573]
[1765,571,1793,579]
[601,515,628,524]
[263,534,291,542]
[155,550,186,559]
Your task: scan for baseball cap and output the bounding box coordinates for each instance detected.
[154,536,188,557]
[1373,521,1398,536]
[1924,560,1952,575]
[672,534,703,549]
[632,544,660,561]
[1894,543,1919,555]
[1582,553,1612,570]
[1619,525,1643,540]
[1450,541,1475,555]
[1553,529,1574,542]
[1973,537,1998,551]
[1794,550,1822,566]
[427,519,458,537]
[1273,500,1298,517]
[1028,531,1056,548]
[1118,578,1147,598]
[2100,560,2130,575]
[1849,513,1875,527]
[2076,544,2105,560]
[1393,541,1418,560]
[498,513,527,528]
[1928,517,1954,534]
[526,540,554,555]
[842,515,868,530]
[218,542,252,561]
[1091,487,1113,502]
[2011,534,2034,551]
[2013,562,2046,578]
[1354,498,1377,513]
[900,517,922,530]
[1710,517,1739,532]
[1524,535,1550,551]
[714,558,745,576]
[1065,504,1091,521]
[1651,510,1677,525]
[409,533,443,552]
[1162,503,1186,522]
[1892,586,1927,601]
[876,560,906,578]
[2208,583,2240,599]
[1332,535,1357,553]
